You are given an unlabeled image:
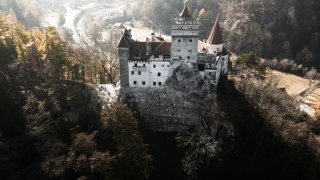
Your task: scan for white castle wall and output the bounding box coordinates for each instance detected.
[128,58,171,88]
[129,62,150,87]
[208,44,224,54]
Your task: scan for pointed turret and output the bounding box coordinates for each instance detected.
[180,2,191,18]
[207,18,223,45]
[118,29,132,48]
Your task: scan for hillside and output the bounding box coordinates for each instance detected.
[135,0,320,68]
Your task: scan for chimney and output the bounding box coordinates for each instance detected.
[151,32,155,42]
[127,29,132,39]
[146,41,151,55]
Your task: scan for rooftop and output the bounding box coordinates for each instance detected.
[207,18,224,45]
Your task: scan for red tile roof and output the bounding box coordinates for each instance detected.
[129,41,172,62]
[129,41,149,62]
[153,42,171,57]
[207,19,224,45]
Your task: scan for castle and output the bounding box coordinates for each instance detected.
[117,3,229,89]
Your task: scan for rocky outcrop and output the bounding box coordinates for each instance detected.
[120,64,233,135]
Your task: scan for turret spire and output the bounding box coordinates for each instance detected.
[180,1,191,18]
[207,18,224,45]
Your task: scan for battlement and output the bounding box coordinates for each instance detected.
[172,18,199,25]
[150,55,171,62]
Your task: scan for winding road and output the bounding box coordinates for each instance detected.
[62,0,128,45]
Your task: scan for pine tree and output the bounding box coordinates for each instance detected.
[44,27,68,79]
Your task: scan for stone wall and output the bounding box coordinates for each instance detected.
[120,64,222,133]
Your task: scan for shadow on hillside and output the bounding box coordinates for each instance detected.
[0,65,102,179]
[214,77,320,180]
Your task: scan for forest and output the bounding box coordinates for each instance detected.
[135,0,320,68]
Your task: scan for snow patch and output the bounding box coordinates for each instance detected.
[299,103,316,117]
[96,84,120,108]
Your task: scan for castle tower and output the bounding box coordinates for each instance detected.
[207,18,224,54]
[117,29,131,87]
[171,2,199,64]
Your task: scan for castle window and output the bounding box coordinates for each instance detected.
[135,63,137,67]
[178,39,181,46]
[158,72,161,76]
[131,71,134,75]
[138,71,141,75]
[142,81,145,85]
[122,50,127,56]
[158,82,162,86]
[153,65,156,68]
[133,81,137,85]
[143,64,145,66]
[162,64,164,67]
[179,56,182,60]
[153,82,156,86]
[167,65,169,67]
[187,56,190,60]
